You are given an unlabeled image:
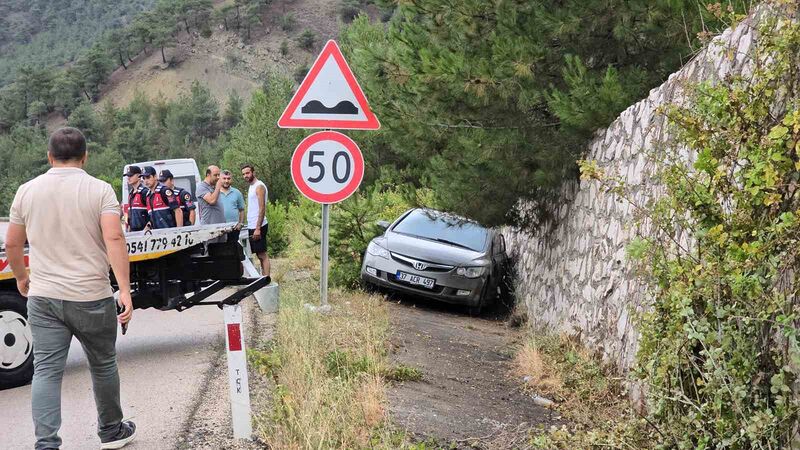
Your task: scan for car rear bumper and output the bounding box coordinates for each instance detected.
[360,254,486,307]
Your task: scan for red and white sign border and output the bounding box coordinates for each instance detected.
[291,131,365,204]
[277,40,380,130]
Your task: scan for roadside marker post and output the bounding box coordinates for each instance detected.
[223,303,252,439]
[279,40,378,307]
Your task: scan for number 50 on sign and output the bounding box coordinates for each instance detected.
[291,131,365,204]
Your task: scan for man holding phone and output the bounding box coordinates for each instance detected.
[4,127,137,450]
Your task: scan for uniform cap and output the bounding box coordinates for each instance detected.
[124,166,142,177]
[142,166,157,177]
[158,169,174,182]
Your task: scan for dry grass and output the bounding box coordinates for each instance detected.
[513,341,563,397]
[513,334,627,427]
[511,334,656,449]
[251,274,407,449]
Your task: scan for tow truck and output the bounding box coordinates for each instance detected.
[0,160,273,390]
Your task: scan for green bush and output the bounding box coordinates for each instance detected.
[383,364,422,382]
[279,39,289,56]
[296,30,316,51]
[293,65,309,84]
[324,349,376,379]
[266,201,290,257]
[339,0,362,22]
[279,13,296,32]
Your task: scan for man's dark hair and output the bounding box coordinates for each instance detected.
[241,164,254,172]
[206,167,212,176]
[48,127,87,162]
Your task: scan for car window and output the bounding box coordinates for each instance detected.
[492,234,506,255]
[392,209,488,252]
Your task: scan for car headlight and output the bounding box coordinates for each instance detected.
[366,241,391,259]
[456,266,486,278]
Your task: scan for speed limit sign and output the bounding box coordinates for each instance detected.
[291,131,364,204]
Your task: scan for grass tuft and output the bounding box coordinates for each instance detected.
[250,265,409,448]
[383,364,423,382]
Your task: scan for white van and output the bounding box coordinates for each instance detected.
[121,158,201,219]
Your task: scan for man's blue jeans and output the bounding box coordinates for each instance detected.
[27,296,123,450]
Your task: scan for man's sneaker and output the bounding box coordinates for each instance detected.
[100,420,136,449]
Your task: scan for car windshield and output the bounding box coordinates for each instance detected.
[392,210,488,252]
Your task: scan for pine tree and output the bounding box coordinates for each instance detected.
[341,0,748,226]
[74,45,113,101]
[50,70,82,118]
[105,29,130,70]
[223,90,244,130]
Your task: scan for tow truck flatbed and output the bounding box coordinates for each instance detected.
[1,221,271,389]
[2,222,242,279]
[1,220,270,310]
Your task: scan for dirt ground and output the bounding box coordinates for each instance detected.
[386,296,562,449]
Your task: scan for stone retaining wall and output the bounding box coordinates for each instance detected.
[502,10,767,371]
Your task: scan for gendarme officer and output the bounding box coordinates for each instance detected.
[125,166,149,232]
[159,170,196,226]
[142,166,182,229]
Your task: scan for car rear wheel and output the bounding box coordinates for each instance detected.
[0,291,34,390]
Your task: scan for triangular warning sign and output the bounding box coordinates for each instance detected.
[278,40,380,130]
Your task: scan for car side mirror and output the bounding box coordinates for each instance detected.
[376,220,390,231]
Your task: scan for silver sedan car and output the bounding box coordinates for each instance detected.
[360,208,509,315]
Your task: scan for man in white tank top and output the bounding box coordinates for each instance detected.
[241,164,270,276]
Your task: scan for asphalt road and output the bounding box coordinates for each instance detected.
[0,297,238,450]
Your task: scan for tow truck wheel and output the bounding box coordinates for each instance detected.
[0,291,34,390]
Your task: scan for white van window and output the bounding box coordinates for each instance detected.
[173,176,196,197]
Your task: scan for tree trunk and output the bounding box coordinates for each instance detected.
[235,7,241,29]
[83,89,92,101]
[161,46,167,64]
[184,18,190,33]
[223,17,228,31]
[118,50,127,70]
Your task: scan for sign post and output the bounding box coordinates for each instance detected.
[320,203,330,306]
[279,40,379,307]
[223,303,252,439]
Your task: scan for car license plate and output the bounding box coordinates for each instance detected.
[396,271,435,289]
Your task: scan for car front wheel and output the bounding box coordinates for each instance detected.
[468,277,492,317]
[0,291,34,390]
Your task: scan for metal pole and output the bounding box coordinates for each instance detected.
[320,203,330,306]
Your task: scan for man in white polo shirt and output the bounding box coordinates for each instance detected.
[5,127,136,450]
